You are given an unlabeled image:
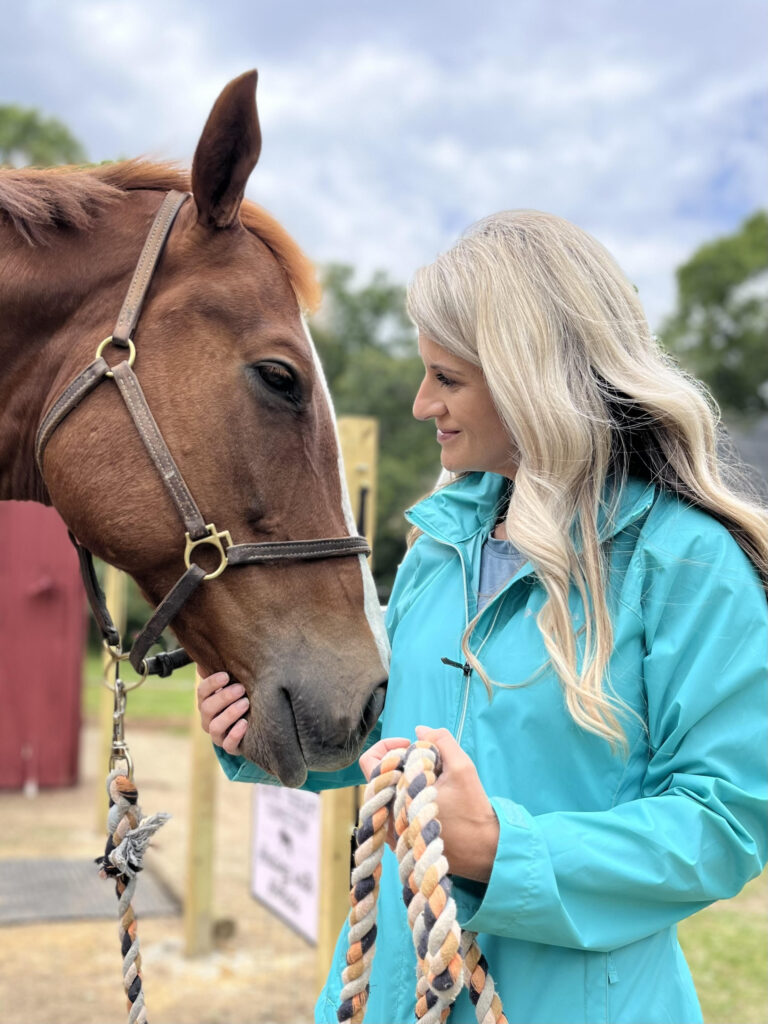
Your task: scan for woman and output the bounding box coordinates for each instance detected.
[199,211,768,1023]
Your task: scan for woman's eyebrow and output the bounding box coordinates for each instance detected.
[430,362,465,376]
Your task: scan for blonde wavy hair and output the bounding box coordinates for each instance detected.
[406,210,768,751]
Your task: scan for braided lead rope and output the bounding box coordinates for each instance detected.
[338,742,507,1024]
[459,931,505,1024]
[96,771,170,1024]
[394,744,463,1024]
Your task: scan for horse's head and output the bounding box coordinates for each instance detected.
[39,71,389,785]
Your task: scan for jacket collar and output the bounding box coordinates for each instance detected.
[405,471,656,549]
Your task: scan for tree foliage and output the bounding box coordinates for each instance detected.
[0,104,86,167]
[309,265,441,592]
[662,212,768,415]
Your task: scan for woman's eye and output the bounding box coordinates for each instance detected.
[254,362,300,402]
[436,371,458,388]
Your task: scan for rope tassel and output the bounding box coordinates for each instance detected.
[338,742,507,1024]
[96,770,170,1024]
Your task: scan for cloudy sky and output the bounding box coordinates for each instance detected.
[2,0,766,329]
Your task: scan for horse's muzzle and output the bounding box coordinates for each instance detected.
[242,677,388,788]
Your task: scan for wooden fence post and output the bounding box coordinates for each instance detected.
[96,564,127,830]
[184,689,218,956]
[316,416,379,992]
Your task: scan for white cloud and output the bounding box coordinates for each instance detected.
[1,1,765,331]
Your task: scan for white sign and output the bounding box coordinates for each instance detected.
[251,784,321,944]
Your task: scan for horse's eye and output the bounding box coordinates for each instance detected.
[253,362,300,403]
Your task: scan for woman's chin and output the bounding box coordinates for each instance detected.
[440,453,463,473]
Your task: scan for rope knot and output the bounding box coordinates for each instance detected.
[97,768,170,1024]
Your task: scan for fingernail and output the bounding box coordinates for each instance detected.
[229,684,245,697]
[235,697,249,708]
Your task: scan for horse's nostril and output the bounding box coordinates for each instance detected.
[362,682,387,731]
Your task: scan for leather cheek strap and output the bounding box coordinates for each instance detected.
[112,360,208,541]
[128,564,207,674]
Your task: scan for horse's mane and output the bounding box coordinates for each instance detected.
[0,159,321,312]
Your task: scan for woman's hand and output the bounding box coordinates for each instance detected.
[196,671,249,754]
[358,734,412,782]
[414,725,499,883]
[359,735,411,850]
[358,726,499,883]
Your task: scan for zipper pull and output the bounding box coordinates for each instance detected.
[441,657,471,677]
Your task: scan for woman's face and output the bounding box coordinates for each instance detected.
[413,334,519,479]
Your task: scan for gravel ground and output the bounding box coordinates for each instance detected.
[0,724,317,1024]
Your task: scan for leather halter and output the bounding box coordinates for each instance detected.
[35,190,370,679]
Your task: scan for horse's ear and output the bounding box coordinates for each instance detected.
[191,70,262,229]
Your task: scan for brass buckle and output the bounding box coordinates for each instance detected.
[95,336,136,378]
[184,523,233,580]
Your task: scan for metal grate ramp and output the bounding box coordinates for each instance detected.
[0,858,180,924]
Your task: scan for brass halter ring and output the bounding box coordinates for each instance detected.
[184,523,234,581]
[95,336,136,378]
[101,641,148,692]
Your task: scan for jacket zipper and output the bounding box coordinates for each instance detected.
[440,657,473,741]
[455,661,473,743]
[416,532,473,742]
[451,594,505,743]
[450,542,473,744]
[414,525,523,744]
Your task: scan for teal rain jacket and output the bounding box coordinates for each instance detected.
[215,473,768,1024]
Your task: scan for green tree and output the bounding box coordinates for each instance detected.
[661,212,768,415]
[0,104,86,167]
[309,265,441,593]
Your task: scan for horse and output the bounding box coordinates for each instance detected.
[0,70,389,788]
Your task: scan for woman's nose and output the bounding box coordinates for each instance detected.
[412,378,445,421]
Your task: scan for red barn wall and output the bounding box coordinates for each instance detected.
[0,502,86,789]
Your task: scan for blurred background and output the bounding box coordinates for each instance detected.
[1,2,766,1022]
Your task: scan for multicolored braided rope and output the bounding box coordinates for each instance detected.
[96,770,170,1024]
[338,741,507,1024]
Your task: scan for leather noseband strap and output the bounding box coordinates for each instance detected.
[35,190,371,678]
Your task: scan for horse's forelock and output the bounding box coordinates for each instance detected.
[0,159,320,312]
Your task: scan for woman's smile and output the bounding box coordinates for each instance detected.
[436,427,461,443]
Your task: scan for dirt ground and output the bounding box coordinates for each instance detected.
[0,724,317,1024]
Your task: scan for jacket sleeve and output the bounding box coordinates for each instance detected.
[454,523,768,952]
